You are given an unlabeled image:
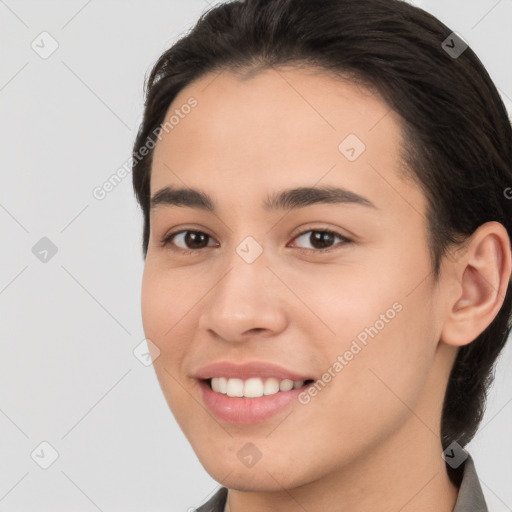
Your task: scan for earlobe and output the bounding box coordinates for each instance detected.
[441,221,512,347]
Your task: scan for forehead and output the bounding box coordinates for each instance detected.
[150,66,425,217]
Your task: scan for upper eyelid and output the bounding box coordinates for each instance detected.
[163,227,350,250]
[163,222,350,238]
[289,228,349,243]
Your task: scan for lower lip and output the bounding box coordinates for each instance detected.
[198,379,310,425]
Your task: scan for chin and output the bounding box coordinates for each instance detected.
[198,453,312,492]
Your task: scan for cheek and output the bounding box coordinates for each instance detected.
[141,265,200,428]
[301,304,435,470]
[141,262,189,340]
[291,261,404,344]
[140,264,191,377]
[305,257,437,420]
[141,266,164,343]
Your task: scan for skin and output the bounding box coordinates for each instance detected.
[141,66,511,512]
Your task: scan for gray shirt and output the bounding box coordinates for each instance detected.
[195,453,488,512]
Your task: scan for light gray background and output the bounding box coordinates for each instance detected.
[1,0,511,510]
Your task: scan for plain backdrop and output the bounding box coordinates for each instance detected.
[1,0,511,510]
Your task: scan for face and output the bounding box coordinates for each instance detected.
[141,66,453,491]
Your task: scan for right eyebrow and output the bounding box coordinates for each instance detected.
[150,186,214,212]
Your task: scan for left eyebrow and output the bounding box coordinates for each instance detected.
[263,185,377,211]
[149,185,378,212]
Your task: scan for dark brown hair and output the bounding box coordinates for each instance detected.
[132,0,512,486]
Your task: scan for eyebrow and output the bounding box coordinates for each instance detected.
[149,185,377,212]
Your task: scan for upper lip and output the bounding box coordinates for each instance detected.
[194,361,314,381]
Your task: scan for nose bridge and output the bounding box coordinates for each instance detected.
[198,241,286,341]
[214,228,270,298]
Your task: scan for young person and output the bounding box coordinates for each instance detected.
[131,0,512,510]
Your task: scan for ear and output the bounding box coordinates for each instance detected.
[440,221,512,347]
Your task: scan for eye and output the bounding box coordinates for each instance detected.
[160,230,217,254]
[289,228,351,253]
[160,227,351,254]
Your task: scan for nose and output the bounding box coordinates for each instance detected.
[197,254,288,343]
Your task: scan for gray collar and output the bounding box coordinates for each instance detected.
[453,453,488,511]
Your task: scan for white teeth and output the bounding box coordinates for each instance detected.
[211,377,221,392]
[218,377,227,394]
[226,378,244,397]
[263,377,280,395]
[244,378,264,398]
[210,377,307,397]
[279,379,294,391]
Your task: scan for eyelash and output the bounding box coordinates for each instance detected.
[159,227,352,255]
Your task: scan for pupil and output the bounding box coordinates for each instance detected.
[186,231,208,249]
[311,231,333,249]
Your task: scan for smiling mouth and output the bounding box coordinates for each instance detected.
[203,377,315,398]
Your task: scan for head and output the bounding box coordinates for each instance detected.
[132,0,512,490]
